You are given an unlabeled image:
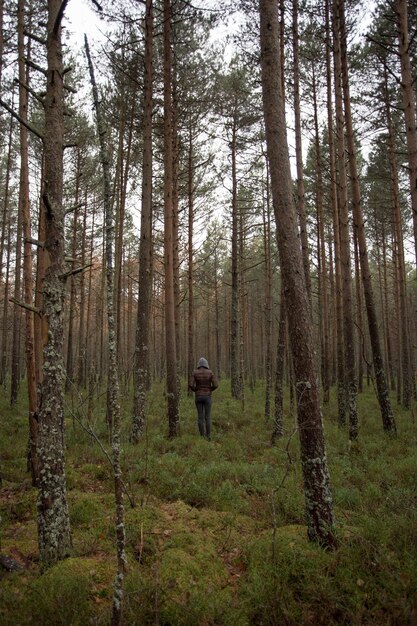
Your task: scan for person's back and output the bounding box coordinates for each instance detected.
[189,357,217,439]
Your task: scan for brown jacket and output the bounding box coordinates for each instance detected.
[189,368,218,397]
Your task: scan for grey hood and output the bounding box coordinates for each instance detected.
[197,357,209,369]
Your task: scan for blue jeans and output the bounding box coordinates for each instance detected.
[195,396,212,438]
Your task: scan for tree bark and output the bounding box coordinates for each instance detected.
[85,35,127,626]
[396,0,417,269]
[333,0,358,440]
[339,0,396,435]
[37,0,71,566]
[163,0,179,438]
[260,0,336,548]
[18,0,39,483]
[326,0,345,426]
[131,0,153,442]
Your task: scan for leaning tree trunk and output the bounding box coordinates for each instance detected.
[339,0,396,435]
[85,35,127,626]
[131,0,153,442]
[37,0,71,566]
[260,0,336,548]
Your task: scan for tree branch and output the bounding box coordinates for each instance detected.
[24,29,46,45]
[13,78,45,107]
[25,58,47,76]
[9,297,41,316]
[0,98,44,140]
[25,237,44,248]
[59,263,92,280]
[54,0,70,34]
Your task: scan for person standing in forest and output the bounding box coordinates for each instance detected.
[189,358,218,440]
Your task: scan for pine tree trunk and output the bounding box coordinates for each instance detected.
[312,65,330,403]
[37,0,72,566]
[85,35,127,625]
[292,0,311,300]
[163,0,179,438]
[396,0,417,269]
[263,167,272,419]
[333,0,358,440]
[230,116,242,400]
[326,0,345,425]
[65,150,81,391]
[0,113,14,386]
[272,284,286,442]
[187,115,194,395]
[384,65,411,408]
[260,0,336,548]
[18,0,39,483]
[339,0,396,435]
[131,0,153,442]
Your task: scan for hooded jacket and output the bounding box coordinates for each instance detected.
[189,358,218,397]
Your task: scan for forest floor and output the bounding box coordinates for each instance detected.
[0,380,416,625]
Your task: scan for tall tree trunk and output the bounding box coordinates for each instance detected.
[77,190,87,387]
[292,0,311,300]
[65,149,81,391]
[187,114,194,395]
[0,111,14,386]
[312,64,330,403]
[339,0,396,435]
[396,0,417,269]
[333,0,358,440]
[18,0,39,483]
[163,0,179,438]
[10,185,23,405]
[384,64,411,408]
[263,168,272,419]
[260,0,336,548]
[230,114,242,400]
[37,0,72,566]
[85,35,127,626]
[272,283,286,442]
[131,0,153,442]
[326,0,345,425]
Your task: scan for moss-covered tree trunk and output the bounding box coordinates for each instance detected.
[260,0,336,548]
[37,0,71,566]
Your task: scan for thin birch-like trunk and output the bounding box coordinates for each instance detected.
[85,35,127,625]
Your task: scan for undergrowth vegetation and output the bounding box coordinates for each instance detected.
[1,380,417,624]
